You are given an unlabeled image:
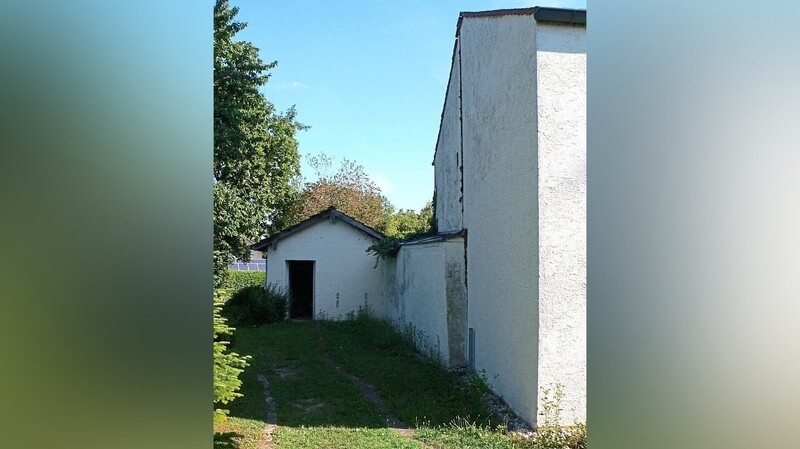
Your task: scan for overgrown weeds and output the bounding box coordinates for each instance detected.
[533,384,586,449]
[397,321,443,364]
[415,383,586,449]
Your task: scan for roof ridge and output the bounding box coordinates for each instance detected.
[251,207,384,251]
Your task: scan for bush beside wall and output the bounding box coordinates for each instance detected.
[222,283,288,326]
[222,270,265,292]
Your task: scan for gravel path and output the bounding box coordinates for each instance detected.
[255,374,277,449]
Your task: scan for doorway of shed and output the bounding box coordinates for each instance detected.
[288,260,314,319]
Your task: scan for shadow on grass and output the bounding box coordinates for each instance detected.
[212,431,241,449]
[224,321,388,429]
[223,318,497,434]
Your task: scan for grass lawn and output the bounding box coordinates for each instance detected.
[213,314,583,449]
[213,417,267,449]
[273,426,423,449]
[319,315,496,427]
[416,421,526,449]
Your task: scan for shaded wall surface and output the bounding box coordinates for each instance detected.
[378,238,467,368]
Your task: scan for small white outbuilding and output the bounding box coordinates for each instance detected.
[251,207,385,320]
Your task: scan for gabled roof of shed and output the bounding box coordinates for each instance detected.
[251,207,384,251]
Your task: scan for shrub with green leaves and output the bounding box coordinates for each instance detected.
[222,270,265,292]
[222,282,288,326]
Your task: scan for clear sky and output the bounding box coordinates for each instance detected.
[232,0,586,211]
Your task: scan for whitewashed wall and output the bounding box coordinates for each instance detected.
[396,243,448,361]
[442,238,468,367]
[378,238,467,367]
[535,23,586,424]
[459,13,542,426]
[377,256,398,322]
[434,40,464,233]
[265,219,384,319]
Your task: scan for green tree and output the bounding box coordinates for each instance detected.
[214,0,304,286]
[213,291,250,423]
[294,153,388,230]
[265,175,305,235]
[383,201,434,239]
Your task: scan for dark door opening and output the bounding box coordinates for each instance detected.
[288,260,314,319]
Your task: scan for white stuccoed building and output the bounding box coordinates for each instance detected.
[252,6,586,428]
[251,207,385,320]
[432,7,586,425]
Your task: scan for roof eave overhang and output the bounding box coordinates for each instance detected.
[456,6,586,37]
[250,208,384,252]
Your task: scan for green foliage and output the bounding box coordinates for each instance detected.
[274,427,423,449]
[320,317,493,426]
[213,417,268,449]
[214,291,251,422]
[382,201,434,239]
[213,0,304,286]
[399,321,443,365]
[226,323,388,428]
[222,270,265,292]
[415,383,586,449]
[538,384,564,429]
[367,200,437,263]
[222,283,289,326]
[416,417,517,449]
[265,175,305,235]
[341,303,376,322]
[533,384,586,449]
[214,314,585,449]
[365,237,402,263]
[294,153,388,230]
[417,415,586,449]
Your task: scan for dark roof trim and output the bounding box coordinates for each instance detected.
[533,7,586,25]
[461,7,538,19]
[435,7,585,163]
[400,230,465,247]
[251,207,384,251]
[456,6,586,36]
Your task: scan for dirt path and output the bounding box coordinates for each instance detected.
[314,322,434,448]
[322,354,408,429]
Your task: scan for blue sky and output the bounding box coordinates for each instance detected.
[232,0,586,211]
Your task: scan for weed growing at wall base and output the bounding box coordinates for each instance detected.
[415,417,516,449]
[534,383,586,449]
[415,382,586,449]
[398,320,444,365]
